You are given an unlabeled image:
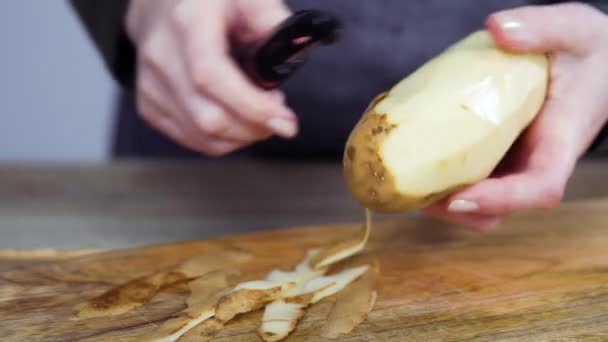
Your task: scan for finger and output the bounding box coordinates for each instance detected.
[188,47,298,139]
[187,95,273,142]
[137,66,245,156]
[551,62,608,156]
[179,60,288,142]
[197,137,246,157]
[443,171,567,217]
[441,41,608,217]
[486,3,607,55]
[140,20,270,143]
[442,98,582,217]
[136,90,190,149]
[424,205,504,232]
[173,1,299,138]
[137,66,207,148]
[190,89,287,142]
[136,59,191,142]
[139,93,244,156]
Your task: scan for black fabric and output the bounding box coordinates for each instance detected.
[70,0,136,89]
[72,0,608,159]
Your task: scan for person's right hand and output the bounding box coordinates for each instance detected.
[125,0,297,156]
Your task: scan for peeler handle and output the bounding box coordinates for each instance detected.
[236,9,342,90]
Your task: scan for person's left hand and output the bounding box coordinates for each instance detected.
[425,3,608,231]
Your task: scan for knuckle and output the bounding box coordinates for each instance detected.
[570,2,597,14]
[203,144,239,157]
[135,97,154,121]
[192,62,219,91]
[540,186,564,209]
[245,103,273,124]
[135,93,170,132]
[169,0,202,32]
[568,3,606,27]
[193,110,228,136]
[204,148,230,157]
[138,108,160,130]
[138,108,163,133]
[169,5,189,32]
[139,45,164,71]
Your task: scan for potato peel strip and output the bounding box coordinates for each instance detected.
[259,266,369,341]
[137,222,375,342]
[311,209,372,269]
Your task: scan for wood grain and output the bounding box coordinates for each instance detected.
[3,199,608,341]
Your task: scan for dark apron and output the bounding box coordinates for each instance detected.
[116,0,604,160]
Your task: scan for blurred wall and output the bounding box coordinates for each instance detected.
[0,0,116,162]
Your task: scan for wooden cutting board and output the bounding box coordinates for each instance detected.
[2,199,608,341]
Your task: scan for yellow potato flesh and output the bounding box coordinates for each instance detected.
[343,30,549,213]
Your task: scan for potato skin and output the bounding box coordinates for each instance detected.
[343,94,463,213]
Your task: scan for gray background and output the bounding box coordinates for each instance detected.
[0,0,115,162]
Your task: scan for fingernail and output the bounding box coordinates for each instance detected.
[492,13,532,44]
[267,117,297,138]
[447,199,479,213]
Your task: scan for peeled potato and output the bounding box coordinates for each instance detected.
[343,30,549,213]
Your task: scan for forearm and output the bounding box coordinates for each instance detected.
[69,0,135,89]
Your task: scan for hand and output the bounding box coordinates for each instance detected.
[125,0,296,156]
[425,3,608,230]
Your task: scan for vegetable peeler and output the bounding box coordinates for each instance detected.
[236,9,342,90]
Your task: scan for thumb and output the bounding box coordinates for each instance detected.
[236,0,292,43]
[486,3,606,55]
